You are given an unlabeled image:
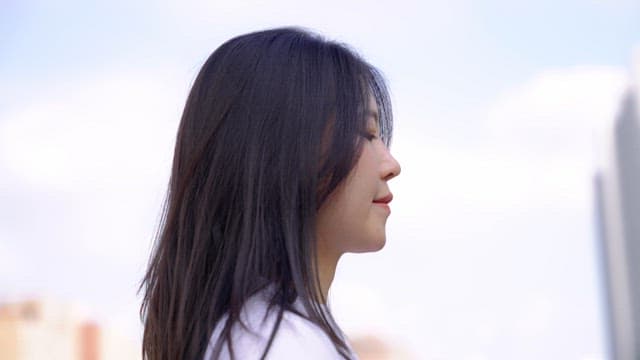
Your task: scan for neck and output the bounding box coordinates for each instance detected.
[315,245,341,304]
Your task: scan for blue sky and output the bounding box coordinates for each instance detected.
[1,1,638,359]
[3,0,637,105]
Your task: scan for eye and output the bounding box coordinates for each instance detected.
[361,131,379,141]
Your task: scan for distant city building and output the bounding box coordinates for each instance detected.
[350,333,414,360]
[596,50,640,360]
[0,299,139,360]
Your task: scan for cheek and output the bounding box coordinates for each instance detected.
[317,191,356,233]
[316,190,364,250]
[315,148,383,253]
[317,192,382,254]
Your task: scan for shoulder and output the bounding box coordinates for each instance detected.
[204,293,347,359]
[265,310,341,359]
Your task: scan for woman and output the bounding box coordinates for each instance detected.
[140,27,401,359]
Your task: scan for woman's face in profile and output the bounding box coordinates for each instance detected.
[316,98,401,258]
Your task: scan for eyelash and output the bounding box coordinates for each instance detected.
[362,132,379,141]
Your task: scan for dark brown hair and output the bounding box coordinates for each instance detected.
[139,27,393,359]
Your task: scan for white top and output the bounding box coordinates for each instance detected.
[202,287,357,359]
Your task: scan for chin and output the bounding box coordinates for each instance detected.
[368,241,386,252]
[351,236,386,253]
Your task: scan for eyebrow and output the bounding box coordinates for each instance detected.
[366,110,379,121]
[365,110,381,133]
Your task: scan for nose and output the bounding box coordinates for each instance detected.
[381,148,401,181]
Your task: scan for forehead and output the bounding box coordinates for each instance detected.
[368,93,379,114]
[366,94,380,127]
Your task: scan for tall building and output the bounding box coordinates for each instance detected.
[596,50,640,360]
[0,299,139,360]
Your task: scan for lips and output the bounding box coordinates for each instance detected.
[373,193,393,204]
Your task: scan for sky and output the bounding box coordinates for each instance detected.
[1,0,639,359]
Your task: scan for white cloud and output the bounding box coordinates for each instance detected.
[0,66,190,287]
[154,0,474,78]
[513,293,554,338]
[330,280,391,336]
[0,67,190,268]
[0,55,624,359]
[334,65,625,359]
[0,68,185,191]
[0,234,21,289]
[159,0,469,35]
[0,67,192,346]
[388,66,628,217]
[486,65,628,169]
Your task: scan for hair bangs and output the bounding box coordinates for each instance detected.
[368,67,394,147]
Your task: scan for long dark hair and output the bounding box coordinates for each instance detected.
[139,27,393,360]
